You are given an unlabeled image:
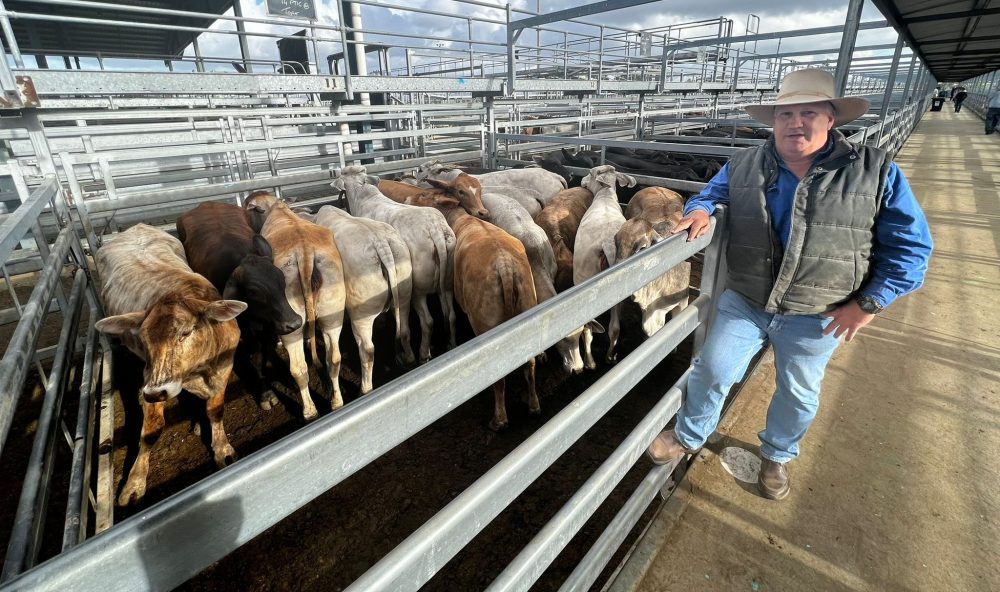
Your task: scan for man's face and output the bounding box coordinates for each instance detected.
[773,103,835,159]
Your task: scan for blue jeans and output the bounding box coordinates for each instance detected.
[675,289,841,463]
[987,108,1000,133]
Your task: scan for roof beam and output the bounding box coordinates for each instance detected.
[923,47,1000,57]
[901,7,1000,24]
[662,20,887,52]
[510,0,660,30]
[921,34,1000,45]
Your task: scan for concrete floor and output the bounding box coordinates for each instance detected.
[624,107,1000,591]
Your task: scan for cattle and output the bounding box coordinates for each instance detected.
[615,187,691,336]
[534,187,595,293]
[244,192,347,420]
[176,202,302,411]
[418,162,566,209]
[94,224,246,506]
[574,165,635,366]
[403,192,538,430]
[332,165,457,363]
[377,173,490,220]
[313,205,415,393]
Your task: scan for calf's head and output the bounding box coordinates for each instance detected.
[243,190,279,233]
[424,175,490,220]
[96,297,247,402]
[614,218,668,262]
[224,235,302,335]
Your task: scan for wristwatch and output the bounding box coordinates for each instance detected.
[855,295,884,315]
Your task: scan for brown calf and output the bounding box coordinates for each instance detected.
[95,224,246,506]
[378,174,490,220]
[406,193,539,430]
[533,187,595,292]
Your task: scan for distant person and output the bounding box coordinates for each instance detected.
[647,69,933,502]
[953,87,968,112]
[949,86,957,99]
[987,85,1000,134]
[937,87,948,98]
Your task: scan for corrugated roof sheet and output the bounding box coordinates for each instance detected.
[3,0,233,59]
[872,0,1000,81]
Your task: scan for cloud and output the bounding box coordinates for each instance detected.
[174,0,905,76]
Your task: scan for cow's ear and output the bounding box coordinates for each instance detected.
[586,320,606,335]
[330,177,346,192]
[251,234,273,258]
[434,195,461,208]
[617,173,637,188]
[424,178,451,191]
[652,220,672,238]
[204,300,247,322]
[95,311,145,336]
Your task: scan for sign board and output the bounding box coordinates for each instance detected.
[265,0,317,20]
[640,33,652,57]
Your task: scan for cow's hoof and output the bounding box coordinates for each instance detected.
[259,390,279,411]
[606,353,618,364]
[584,361,597,371]
[215,444,238,468]
[419,355,432,365]
[536,352,548,364]
[489,418,508,431]
[117,480,146,507]
[529,405,541,415]
[303,408,319,422]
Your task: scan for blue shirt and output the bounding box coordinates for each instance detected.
[683,145,933,309]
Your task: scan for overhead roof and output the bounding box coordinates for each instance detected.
[871,0,1000,82]
[2,0,233,60]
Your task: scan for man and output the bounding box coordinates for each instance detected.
[646,69,933,501]
[953,87,968,113]
[986,85,1000,134]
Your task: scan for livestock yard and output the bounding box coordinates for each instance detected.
[0,0,997,591]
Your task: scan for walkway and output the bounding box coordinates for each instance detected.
[617,106,1000,591]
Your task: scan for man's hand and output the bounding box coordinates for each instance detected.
[823,300,876,342]
[671,209,711,242]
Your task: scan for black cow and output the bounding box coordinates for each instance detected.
[177,202,302,410]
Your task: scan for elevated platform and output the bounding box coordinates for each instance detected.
[617,107,1000,591]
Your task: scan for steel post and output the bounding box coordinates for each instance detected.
[833,0,864,97]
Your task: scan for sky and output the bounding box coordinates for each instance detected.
[169,0,905,77]
[32,0,909,79]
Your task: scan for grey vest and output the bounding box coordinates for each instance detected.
[725,130,891,315]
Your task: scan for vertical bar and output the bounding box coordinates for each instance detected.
[692,210,727,356]
[335,0,354,100]
[879,36,904,121]
[597,26,605,94]
[486,96,497,169]
[833,0,864,97]
[63,297,100,550]
[94,334,114,534]
[0,0,24,68]
[2,269,86,581]
[192,37,204,73]
[231,0,253,73]
[900,54,916,105]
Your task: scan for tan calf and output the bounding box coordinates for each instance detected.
[533,187,594,292]
[616,187,691,336]
[407,193,539,430]
[95,224,246,506]
[378,173,490,220]
[245,192,347,419]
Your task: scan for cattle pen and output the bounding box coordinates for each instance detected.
[0,1,997,591]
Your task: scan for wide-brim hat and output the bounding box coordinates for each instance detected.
[745,68,870,127]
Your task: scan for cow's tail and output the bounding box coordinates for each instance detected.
[373,237,402,336]
[298,248,319,364]
[432,226,454,301]
[499,263,519,320]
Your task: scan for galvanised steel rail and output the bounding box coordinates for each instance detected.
[0,207,724,592]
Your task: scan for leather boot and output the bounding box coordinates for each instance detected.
[758,458,790,500]
[646,429,698,465]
